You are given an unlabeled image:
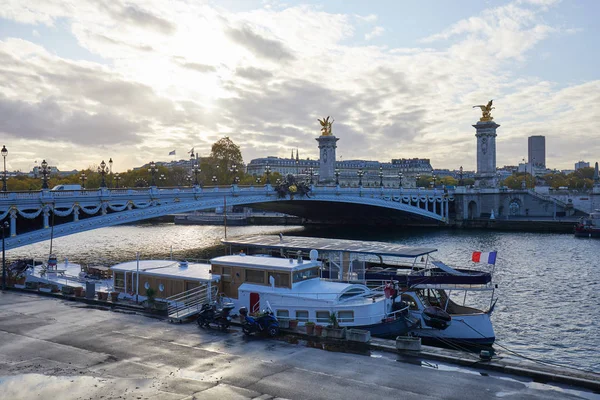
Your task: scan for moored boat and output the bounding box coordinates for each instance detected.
[574,210,600,238]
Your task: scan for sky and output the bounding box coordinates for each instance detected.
[0,0,598,173]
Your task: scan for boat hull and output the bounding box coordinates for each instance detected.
[574,228,600,238]
[354,315,415,339]
[409,312,495,346]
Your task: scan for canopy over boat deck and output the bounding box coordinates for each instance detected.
[222,235,437,258]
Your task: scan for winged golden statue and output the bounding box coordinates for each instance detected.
[318,116,334,136]
[473,100,495,121]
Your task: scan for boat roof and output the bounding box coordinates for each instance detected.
[110,260,219,282]
[211,254,319,272]
[239,279,371,302]
[222,235,438,258]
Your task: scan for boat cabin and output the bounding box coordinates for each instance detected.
[110,260,220,299]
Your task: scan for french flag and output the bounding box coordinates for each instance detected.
[472,251,497,265]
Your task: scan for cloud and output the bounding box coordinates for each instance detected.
[225,24,295,62]
[365,26,384,41]
[235,66,273,81]
[104,3,176,35]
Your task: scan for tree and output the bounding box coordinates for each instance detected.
[208,137,245,184]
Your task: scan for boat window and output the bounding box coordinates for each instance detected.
[268,272,290,287]
[292,267,320,283]
[337,310,354,323]
[296,310,309,322]
[245,269,265,284]
[316,311,330,323]
[114,272,125,290]
[339,288,366,300]
[276,310,289,320]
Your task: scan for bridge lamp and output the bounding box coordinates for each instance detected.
[185,175,192,186]
[158,174,167,186]
[79,172,87,189]
[357,169,364,187]
[230,164,238,185]
[379,166,384,187]
[98,160,108,188]
[115,173,122,188]
[108,158,113,174]
[192,165,201,186]
[211,175,218,185]
[1,145,7,192]
[308,166,314,185]
[41,159,50,190]
[2,221,8,290]
[265,164,271,184]
[459,166,464,186]
[255,177,261,185]
[398,172,403,188]
[416,174,421,188]
[334,168,340,186]
[148,161,158,187]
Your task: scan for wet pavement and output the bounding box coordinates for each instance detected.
[1,291,598,400]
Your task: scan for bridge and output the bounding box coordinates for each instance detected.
[0,185,453,250]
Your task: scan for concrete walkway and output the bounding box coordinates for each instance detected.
[1,291,598,400]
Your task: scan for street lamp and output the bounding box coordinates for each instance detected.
[379,166,384,187]
[211,175,218,185]
[415,174,421,188]
[185,175,192,186]
[431,170,437,188]
[158,174,167,186]
[1,145,7,192]
[398,171,403,188]
[108,157,113,174]
[459,166,464,186]
[192,165,201,186]
[357,169,364,187]
[334,168,340,185]
[255,177,261,185]
[230,164,238,185]
[79,172,87,189]
[2,221,8,290]
[115,172,122,188]
[308,166,314,185]
[265,164,271,184]
[98,160,108,188]
[148,161,158,186]
[40,159,50,189]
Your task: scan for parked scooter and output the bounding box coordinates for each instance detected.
[196,303,235,331]
[239,306,279,337]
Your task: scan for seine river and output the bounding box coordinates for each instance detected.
[6,223,600,373]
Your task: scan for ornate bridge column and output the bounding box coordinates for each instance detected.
[473,121,500,188]
[9,207,17,237]
[316,116,338,184]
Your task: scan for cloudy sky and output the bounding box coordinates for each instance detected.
[0,0,598,173]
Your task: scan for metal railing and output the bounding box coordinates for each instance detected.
[166,284,218,320]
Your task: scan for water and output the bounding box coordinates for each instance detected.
[5,223,600,373]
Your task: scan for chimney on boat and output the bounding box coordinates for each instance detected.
[179,261,188,269]
[297,250,303,264]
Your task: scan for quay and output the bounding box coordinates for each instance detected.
[1,290,598,400]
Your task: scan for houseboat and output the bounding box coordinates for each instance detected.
[222,235,497,346]
[209,252,414,338]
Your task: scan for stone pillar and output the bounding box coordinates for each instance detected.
[316,135,339,184]
[473,120,500,188]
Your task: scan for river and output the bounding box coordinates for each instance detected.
[5,223,600,373]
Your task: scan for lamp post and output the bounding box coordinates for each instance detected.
[158,174,166,186]
[230,164,238,185]
[108,157,113,175]
[79,172,87,189]
[459,166,464,186]
[379,166,384,187]
[98,160,108,188]
[431,170,437,189]
[211,175,218,185]
[415,174,421,188]
[398,171,403,188]
[41,159,50,189]
[148,161,158,186]
[185,175,192,186]
[2,221,8,290]
[192,165,200,186]
[334,168,340,186]
[255,177,261,185]
[357,169,364,187]
[190,150,195,174]
[115,172,122,188]
[265,164,271,184]
[1,145,7,192]
[308,166,314,185]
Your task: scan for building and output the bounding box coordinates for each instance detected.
[246,156,433,187]
[575,161,590,170]
[528,136,546,168]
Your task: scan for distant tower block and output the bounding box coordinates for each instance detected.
[473,121,500,188]
[316,116,338,183]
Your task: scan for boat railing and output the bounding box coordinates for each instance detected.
[166,284,218,320]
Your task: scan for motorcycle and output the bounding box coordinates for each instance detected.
[196,303,235,331]
[239,306,279,337]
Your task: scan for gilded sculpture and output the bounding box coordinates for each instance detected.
[473,100,495,121]
[318,116,334,136]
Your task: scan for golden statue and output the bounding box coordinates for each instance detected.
[318,116,334,136]
[473,100,495,121]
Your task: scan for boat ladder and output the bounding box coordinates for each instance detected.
[166,285,218,322]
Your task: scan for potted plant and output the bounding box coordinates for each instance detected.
[110,291,119,302]
[73,286,84,297]
[288,319,299,329]
[144,287,156,309]
[314,324,324,337]
[323,313,345,339]
[305,321,315,335]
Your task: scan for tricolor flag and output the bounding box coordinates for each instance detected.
[168,150,176,156]
[472,251,497,265]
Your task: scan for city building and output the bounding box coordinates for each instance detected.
[528,136,546,168]
[575,161,590,170]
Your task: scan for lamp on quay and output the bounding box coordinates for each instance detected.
[2,221,8,290]
[308,166,314,185]
[211,175,218,185]
[357,169,364,187]
[230,164,238,185]
[265,164,271,184]
[334,168,340,186]
[41,159,50,190]
[459,166,464,186]
[192,165,201,186]
[148,161,158,186]
[158,174,167,186]
[98,160,108,188]
[1,145,7,192]
[416,174,421,188]
[379,166,384,187]
[115,173,122,188]
[79,172,87,189]
[398,171,403,188]
[108,158,113,174]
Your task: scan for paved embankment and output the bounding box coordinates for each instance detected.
[1,290,599,400]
